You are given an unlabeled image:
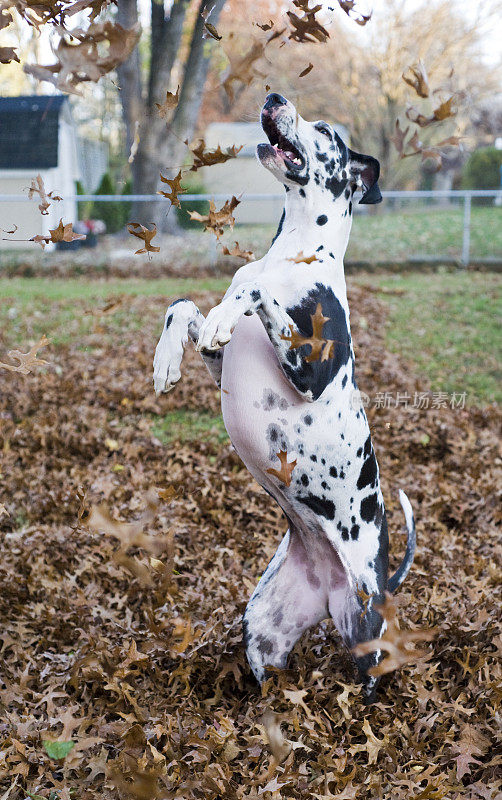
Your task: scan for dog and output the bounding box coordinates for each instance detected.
[153,93,416,700]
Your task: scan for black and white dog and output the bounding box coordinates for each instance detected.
[153,93,415,699]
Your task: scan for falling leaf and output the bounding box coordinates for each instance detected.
[0,334,50,375]
[337,0,371,25]
[187,139,243,171]
[42,740,75,760]
[127,222,160,254]
[266,450,297,486]
[158,170,186,208]
[352,593,436,676]
[280,302,340,363]
[287,250,318,264]
[221,241,255,262]
[0,45,19,63]
[256,20,274,30]
[2,224,18,235]
[128,120,140,164]
[356,583,374,619]
[390,119,410,157]
[27,174,62,215]
[406,95,457,128]
[402,60,430,97]
[299,62,314,77]
[188,196,240,239]
[155,86,180,118]
[222,40,267,101]
[287,0,330,43]
[203,21,221,40]
[24,20,141,94]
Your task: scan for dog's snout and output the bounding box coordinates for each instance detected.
[263,93,288,111]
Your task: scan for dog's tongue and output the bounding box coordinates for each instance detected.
[272,143,301,165]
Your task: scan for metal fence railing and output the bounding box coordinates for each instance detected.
[1,189,501,266]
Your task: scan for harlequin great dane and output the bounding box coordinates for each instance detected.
[153,93,416,700]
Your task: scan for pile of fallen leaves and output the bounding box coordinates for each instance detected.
[0,282,500,799]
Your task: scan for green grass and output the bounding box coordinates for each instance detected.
[0,277,228,346]
[150,410,228,445]
[356,270,502,404]
[348,206,502,261]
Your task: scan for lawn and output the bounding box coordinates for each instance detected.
[0,269,499,800]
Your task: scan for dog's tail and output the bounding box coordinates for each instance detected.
[387,489,416,593]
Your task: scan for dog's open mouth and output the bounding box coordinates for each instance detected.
[260,114,305,172]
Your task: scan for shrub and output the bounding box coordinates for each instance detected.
[461,147,502,204]
[176,178,209,229]
[91,173,127,233]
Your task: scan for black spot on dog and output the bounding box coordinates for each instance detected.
[273,610,283,626]
[165,314,173,330]
[284,283,352,400]
[301,473,309,486]
[250,289,261,303]
[316,214,328,226]
[341,526,349,541]
[316,151,328,162]
[170,298,187,307]
[339,468,345,479]
[242,617,251,647]
[357,447,362,457]
[304,414,313,425]
[321,481,329,490]
[271,209,285,244]
[344,187,351,199]
[325,175,346,199]
[363,435,372,458]
[310,454,317,462]
[329,466,337,478]
[298,493,335,520]
[316,244,324,252]
[342,374,348,388]
[341,433,345,440]
[357,452,377,490]
[299,188,306,197]
[350,524,360,540]
[349,201,353,215]
[329,252,335,259]
[256,635,274,655]
[360,492,378,522]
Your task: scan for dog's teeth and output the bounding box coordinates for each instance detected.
[273,143,279,149]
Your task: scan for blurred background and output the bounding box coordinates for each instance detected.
[0,0,501,269]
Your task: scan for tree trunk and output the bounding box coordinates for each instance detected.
[116,0,226,233]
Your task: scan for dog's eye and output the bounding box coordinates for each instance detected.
[317,125,331,138]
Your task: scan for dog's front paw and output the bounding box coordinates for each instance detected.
[153,315,188,395]
[197,286,258,352]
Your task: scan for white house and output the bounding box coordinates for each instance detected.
[0,95,80,251]
[201,121,349,224]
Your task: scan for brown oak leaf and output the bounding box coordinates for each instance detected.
[338,0,371,26]
[287,250,318,264]
[127,222,160,254]
[287,0,330,43]
[158,170,186,208]
[155,85,180,118]
[266,450,297,486]
[0,45,19,63]
[299,62,313,77]
[28,174,62,215]
[352,593,436,676]
[0,334,50,375]
[222,40,267,101]
[188,196,240,239]
[187,138,243,171]
[221,242,255,262]
[280,302,334,362]
[402,60,430,97]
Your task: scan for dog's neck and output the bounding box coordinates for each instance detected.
[267,186,353,267]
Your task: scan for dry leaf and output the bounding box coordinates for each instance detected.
[337,0,372,25]
[155,86,180,118]
[158,170,186,208]
[287,0,330,43]
[280,302,339,363]
[352,593,436,676]
[0,45,19,63]
[28,174,62,215]
[188,196,240,239]
[287,250,318,264]
[127,222,160,254]
[402,60,430,97]
[260,710,292,763]
[24,21,141,94]
[221,241,254,262]
[222,40,267,101]
[128,120,140,164]
[0,334,50,375]
[299,62,313,77]
[266,450,297,486]
[187,139,243,171]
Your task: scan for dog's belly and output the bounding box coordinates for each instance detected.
[221,314,302,476]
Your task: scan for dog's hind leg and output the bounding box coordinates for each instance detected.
[243,528,335,682]
[153,299,224,394]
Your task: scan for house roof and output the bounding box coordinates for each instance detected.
[0,95,68,170]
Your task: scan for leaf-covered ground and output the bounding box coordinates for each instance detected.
[0,279,500,800]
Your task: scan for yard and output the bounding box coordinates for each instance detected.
[0,269,500,798]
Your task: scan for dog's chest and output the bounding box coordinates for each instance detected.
[220,314,367,499]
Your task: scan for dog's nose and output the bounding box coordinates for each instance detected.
[263,93,288,110]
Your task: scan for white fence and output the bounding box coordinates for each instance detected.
[1,189,501,266]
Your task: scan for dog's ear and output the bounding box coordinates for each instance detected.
[347,149,382,204]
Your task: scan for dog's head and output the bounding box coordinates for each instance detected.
[257,93,381,206]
